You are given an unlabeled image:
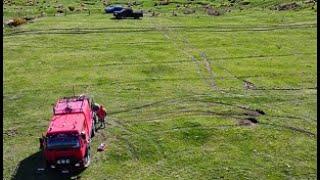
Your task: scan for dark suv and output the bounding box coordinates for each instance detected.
[113,8,143,19]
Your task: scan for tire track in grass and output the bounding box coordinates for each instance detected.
[106,93,316,138]
[4,83,315,99]
[5,22,316,33]
[166,21,259,93]
[150,18,220,92]
[180,35,219,91]
[108,118,139,161]
[4,22,316,36]
[107,95,264,117]
[259,122,316,137]
[128,123,316,138]
[6,18,315,141]
[117,104,313,125]
[111,19,315,142]
[112,111,316,138]
[4,75,315,91]
[109,117,165,160]
[200,52,217,89]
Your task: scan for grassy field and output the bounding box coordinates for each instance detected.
[3,0,317,179]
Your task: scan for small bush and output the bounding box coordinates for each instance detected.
[68,6,75,11]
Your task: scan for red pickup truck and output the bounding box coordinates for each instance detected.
[39,95,96,170]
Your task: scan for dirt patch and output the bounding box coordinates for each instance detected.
[244,109,265,116]
[244,110,260,116]
[238,117,259,126]
[277,2,300,11]
[255,109,265,115]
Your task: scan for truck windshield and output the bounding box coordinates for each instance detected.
[47,134,80,150]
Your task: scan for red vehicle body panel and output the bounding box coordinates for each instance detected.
[47,98,93,141]
[42,96,94,168]
[45,147,83,163]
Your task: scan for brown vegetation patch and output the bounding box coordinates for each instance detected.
[5,18,27,27]
[238,117,259,126]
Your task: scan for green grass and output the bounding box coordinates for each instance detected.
[3,0,317,179]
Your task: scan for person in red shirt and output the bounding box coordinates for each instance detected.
[93,103,107,128]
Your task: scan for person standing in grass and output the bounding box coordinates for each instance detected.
[92,103,107,128]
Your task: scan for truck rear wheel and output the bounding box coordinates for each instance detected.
[93,114,98,132]
[91,128,95,138]
[82,146,91,168]
[91,121,95,138]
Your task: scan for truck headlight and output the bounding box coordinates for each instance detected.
[61,159,66,164]
[66,159,70,164]
[57,160,61,164]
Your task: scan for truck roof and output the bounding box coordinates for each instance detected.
[47,113,85,135]
[54,97,87,115]
[47,96,92,135]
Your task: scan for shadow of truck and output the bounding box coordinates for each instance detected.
[12,151,83,180]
